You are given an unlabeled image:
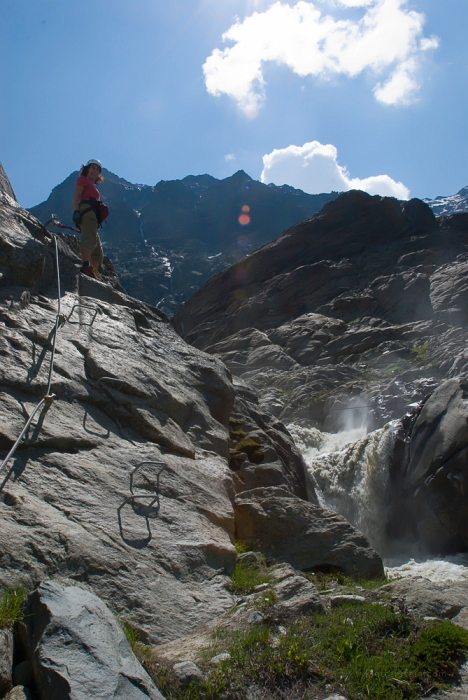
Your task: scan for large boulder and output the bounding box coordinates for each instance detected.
[234,486,384,579]
[21,580,165,700]
[386,378,468,553]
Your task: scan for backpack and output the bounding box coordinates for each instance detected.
[98,202,109,223]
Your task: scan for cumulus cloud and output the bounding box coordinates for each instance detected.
[203,0,438,116]
[261,141,410,199]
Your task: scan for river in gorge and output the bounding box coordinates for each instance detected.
[288,421,468,583]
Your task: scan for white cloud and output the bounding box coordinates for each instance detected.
[261,141,410,199]
[203,0,438,116]
[224,153,236,161]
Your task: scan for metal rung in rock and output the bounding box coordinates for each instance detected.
[67,303,102,326]
[117,461,167,518]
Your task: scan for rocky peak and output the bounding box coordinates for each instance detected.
[424,185,468,216]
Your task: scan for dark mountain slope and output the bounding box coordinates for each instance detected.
[28,170,338,313]
[173,190,468,430]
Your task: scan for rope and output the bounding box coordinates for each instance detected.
[0,236,63,487]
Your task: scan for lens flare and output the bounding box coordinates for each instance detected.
[237,235,250,249]
[241,205,250,212]
[235,269,248,283]
[238,213,250,226]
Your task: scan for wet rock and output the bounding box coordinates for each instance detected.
[0,628,13,694]
[387,378,468,553]
[23,580,165,700]
[234,487,384,579]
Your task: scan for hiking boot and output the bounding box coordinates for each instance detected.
[81,265,98,279]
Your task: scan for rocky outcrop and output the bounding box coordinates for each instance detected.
[386,377,468,555]
[0,177,305,645]
[171,190,468,556]
[234,486,384,579]
[28,169,338,314]
[17,580,164,700]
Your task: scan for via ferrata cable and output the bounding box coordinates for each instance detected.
[0,236,63,486]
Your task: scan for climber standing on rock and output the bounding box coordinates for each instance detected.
[72,159,108,279]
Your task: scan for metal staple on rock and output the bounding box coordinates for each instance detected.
[117,461,166,545]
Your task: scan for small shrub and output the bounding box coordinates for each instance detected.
[0,584,26,629]
[234,539,249,554]
[410,621,468,681]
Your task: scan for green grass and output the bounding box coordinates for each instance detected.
[234,540,249,554]
[306,570,389,592]
[229,559,271,595]
[234,438,264,464]
[142,601,468,700]
[411,343,431,364]
[0,584,26,629]
[116,612,153,660]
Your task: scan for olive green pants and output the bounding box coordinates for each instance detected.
[79,203,103,264]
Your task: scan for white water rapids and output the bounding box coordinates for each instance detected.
[288,421,468,582]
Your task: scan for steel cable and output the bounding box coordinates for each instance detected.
[0,236,62,484]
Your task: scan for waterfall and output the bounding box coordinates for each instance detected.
[135,210,146,245]
[287,421,399,555]
[288,421,468,581]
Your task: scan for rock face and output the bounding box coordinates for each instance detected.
[20,580,164,700]
[386,377,468,554]
[174,191,468,436]
[28,169,338,314]
[0,628,14,694]
[234,487,384,579]
[0,163,381,668]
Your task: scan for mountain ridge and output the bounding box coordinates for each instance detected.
[28,170,339,313]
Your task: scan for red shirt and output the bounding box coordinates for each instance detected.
[76,175,101,201]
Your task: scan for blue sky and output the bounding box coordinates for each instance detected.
[1,0,467,208]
